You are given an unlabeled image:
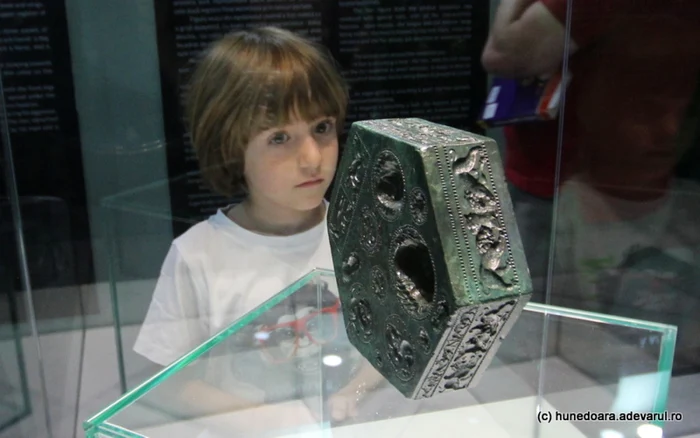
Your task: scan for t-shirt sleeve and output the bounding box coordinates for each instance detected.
[540,0,629,48]
[133,244,209,366]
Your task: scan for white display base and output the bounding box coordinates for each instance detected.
[132,394,585,438]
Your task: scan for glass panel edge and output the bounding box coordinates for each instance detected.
[650,327,677,424]
[524,301,678,334]
[98,421,147,438]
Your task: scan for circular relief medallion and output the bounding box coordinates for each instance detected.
[409,188,428,225]
[374,348,385,369]
[345,152,365,193]
[360,207,380,253]
[341,251,361,284]
[346,283,374,344]
[372,150,405,221]
[384,315,417,382]
[418,327,431,353]
[430,299,451,332]
[370,266,387,302]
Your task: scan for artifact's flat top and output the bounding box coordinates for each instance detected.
[84,269,676,438]
[358,118,487,149]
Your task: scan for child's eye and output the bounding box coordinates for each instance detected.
[315,119,335,134]
[269,132,290,145]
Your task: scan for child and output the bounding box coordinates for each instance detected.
[133,27,380,425]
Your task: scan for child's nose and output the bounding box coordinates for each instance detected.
[298,135,322,170]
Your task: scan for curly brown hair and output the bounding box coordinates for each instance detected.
[184,27,348,197]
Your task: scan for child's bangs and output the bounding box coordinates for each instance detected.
[253,57,346,131]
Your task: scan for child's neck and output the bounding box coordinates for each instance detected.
[229,198,325,236]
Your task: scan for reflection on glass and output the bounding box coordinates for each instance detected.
[254,295,340,364]
[549,2,700,379]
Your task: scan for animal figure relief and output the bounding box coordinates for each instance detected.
[453,147,515,291]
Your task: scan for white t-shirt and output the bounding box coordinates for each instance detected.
[133,202,335,368]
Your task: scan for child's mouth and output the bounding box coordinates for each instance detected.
[296,178,324,188]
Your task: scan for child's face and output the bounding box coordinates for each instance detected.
[243,115,338,213]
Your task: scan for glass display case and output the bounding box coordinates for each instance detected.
[0,266,31,433]
[85,269,677,438]
[0,0,697,437]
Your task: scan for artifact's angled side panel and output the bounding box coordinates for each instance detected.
[442,135,530,304]
[328,118,532,399]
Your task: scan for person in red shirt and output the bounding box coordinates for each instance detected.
[482,0,576,200]
[482,0,700,372]
[483,0,700,201]
[482,0,700,296]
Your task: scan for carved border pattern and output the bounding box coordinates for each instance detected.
[416,298,519,398]
[482,148,521,288]
[434,146,471,303]
[435,299,517,394]
[416,306,478,398]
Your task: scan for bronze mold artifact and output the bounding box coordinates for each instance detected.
[327,118,532,399]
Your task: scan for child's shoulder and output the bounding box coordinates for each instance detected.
[170,210,230,254]
[170,202,332,266]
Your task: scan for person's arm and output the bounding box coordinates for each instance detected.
[145,364,264,419]
[327,358,386,421]
[482,0,576,78]
[148,362,320,438]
